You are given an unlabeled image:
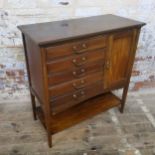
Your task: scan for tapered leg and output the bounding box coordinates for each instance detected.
[47,132,52,148]
[120,85,129,113]
[30,93,37,120]
[120,29,141,113]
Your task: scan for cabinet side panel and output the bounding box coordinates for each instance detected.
[119,28,141,112]
[24,35,45,104]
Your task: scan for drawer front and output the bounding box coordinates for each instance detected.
[49,72,103,98]
[47,48,105,74]
[46,35,107,60]
[51,81,103,114]
[48,61,104,86]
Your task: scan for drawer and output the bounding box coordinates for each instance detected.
[46,35,107,60]
[49,72,103,98]
[51,81,104,114]
[47,48,105,74]
[48,61,104,86]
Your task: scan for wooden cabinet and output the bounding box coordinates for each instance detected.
[18,14,145,148]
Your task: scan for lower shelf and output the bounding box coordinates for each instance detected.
[36,92,121,134]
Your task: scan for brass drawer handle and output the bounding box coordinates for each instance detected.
[81,68,85,73]
[72,90,85,100]
[82,57,86,61]
[72,57,87,66]
[106,61,111,69]
[72,69,86,77]
[80,90,85,95]
[82,43,87,49]
[81,79,85,84]
[74,50,85,54]
[72,71,77,76]
[72,80,85,89]
[73,43,87,54]
[73,46,77,51]
[73,94,78,99]
[73,43,87,52]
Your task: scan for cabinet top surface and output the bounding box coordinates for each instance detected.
[18,14,145,45]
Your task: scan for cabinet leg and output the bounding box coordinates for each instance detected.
[30,93,37,120]
[47,132,52,148]
[120,85,129,113]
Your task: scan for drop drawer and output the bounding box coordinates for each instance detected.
[51,81,104,114]
[49,72,104,98]
[48,61,104,86]
[46,48,105,74]
[46,35,107,60]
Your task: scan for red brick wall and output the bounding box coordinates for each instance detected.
[0,0,155,100]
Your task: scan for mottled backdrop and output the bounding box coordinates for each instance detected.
[0,0,155,100]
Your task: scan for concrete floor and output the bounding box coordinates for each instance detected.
[0,93,155,155]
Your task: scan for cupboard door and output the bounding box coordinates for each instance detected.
[105,30,134,89]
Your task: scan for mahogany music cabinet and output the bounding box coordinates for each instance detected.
[18,14,145,147]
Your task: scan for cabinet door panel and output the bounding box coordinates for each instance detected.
[105,30,133,89]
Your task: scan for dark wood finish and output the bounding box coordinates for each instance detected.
[46,35,107,60]
[48,61,104,85]
[24,35,45,104]
[22,34,37,120]
[49,72,103,98]
[46,48,105,74]
[120,28,141,113]
[104,30,134,89]
[36,92,121,133]
[18,14,145,148]
[51,81,104,114]
[18,14,145,45]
